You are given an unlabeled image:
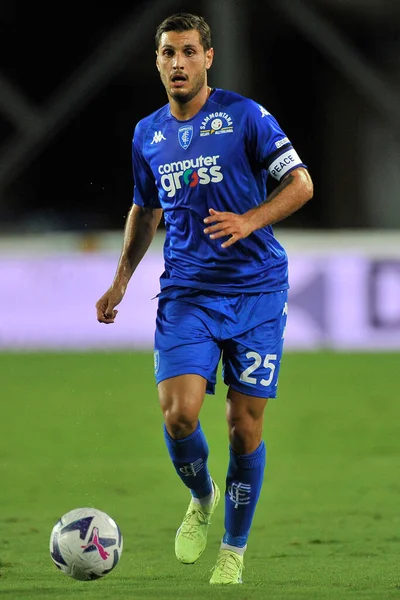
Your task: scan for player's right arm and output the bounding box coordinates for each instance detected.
[96,119,163,324]
[96,205,163,324]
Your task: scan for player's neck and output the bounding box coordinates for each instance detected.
[169,85,212,121]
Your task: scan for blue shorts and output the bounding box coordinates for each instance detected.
[154,288,288,399]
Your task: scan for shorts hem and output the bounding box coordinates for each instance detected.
[225,380,277,399]
[156,368,216,394]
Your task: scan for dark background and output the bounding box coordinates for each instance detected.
[0,0,399,233]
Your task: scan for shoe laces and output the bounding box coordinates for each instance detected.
[180,508,211,540]
[211,552,244,580]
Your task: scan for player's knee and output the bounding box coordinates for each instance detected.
[228,419,262,455]
[164,407,198,440]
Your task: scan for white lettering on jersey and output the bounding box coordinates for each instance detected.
[158,155,223,198]
[151,131,166,144]
[275,137,290,149]
[158,155,220,174]
[268,149,302,181]
[200,111,233,136]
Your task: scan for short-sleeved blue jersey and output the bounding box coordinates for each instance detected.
[132,88,306,293]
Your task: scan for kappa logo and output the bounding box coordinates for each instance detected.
[151,130,166,144]
[200,111,233,136]
[178,125,193,150]
[259,105,270,118]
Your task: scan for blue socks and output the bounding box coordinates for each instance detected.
[163,421,213,499]
[223,441,266,548]
[164,422,266,549]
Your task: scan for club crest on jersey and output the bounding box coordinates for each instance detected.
[200,111,233,137]
[178,125,193,150]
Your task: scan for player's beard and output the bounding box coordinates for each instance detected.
[167,68,207,105]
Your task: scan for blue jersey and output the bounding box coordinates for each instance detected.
[132,88,306,293]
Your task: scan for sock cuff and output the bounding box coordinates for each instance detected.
[163,420,201,446]
[222,532,249,548]
[229,440,266,468]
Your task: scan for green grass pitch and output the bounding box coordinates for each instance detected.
[0,351,399,599]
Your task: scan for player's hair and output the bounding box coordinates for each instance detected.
[155,12,212,51]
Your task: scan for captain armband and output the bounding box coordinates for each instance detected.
[267,149,303,181]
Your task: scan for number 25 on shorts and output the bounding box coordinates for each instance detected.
[240,353,278,387]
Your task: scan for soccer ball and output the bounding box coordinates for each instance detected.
[49,507,123,580]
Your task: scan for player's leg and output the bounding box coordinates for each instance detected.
[224,387,268,550]
[155,294,222,564]
[158,373,213,499]
[210,390,267,584]
[159,374,221,564]
[210,290,287,584]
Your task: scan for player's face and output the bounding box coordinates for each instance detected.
[156,30,213,104]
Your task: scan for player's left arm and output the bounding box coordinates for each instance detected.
[203,166,313,248]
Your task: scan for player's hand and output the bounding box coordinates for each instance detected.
[95,286,124,324]
[203,208,254,248]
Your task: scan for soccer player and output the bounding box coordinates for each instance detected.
[96,12,313,585]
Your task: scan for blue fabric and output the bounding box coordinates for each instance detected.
[163,421,212,499]
[132,88,306,294]
[223,441,266,547]
[154,289,288,398]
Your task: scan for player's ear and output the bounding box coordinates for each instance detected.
[156,51,160,72]
[205,47,214,70]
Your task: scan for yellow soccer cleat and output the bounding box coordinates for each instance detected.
[175,479,220,564]
[209,549,244,585]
